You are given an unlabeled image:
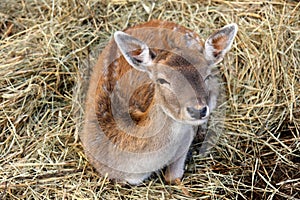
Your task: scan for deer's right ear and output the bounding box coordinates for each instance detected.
[114,31,153,73]
[204,23,238,64]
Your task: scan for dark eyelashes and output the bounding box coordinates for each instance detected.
[157,78,170,85]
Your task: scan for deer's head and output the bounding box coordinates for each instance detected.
[114,23,237,125]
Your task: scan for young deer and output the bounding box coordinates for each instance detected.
[81,20,237,185]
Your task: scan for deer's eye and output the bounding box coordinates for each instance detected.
[157,78,170,85]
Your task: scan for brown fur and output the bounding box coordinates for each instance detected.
[92,21,206,153]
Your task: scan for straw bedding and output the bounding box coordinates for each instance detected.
[0,0,299,199]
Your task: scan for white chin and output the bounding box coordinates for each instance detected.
[182,118,208,126]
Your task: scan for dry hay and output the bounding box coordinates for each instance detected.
[0,0,299,199]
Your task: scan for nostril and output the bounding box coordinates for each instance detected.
[199,106,208,118]
[187,106,209,119]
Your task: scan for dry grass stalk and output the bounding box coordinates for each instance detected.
[0,0,299,199]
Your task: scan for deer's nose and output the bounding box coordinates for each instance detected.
[186,105,209,120]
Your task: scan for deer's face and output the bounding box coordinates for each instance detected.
[151,51,210,125]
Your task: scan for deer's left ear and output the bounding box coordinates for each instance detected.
[204,23,238,64]
[114,31,153,73]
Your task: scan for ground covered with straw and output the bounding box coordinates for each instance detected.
[0,0,299,199]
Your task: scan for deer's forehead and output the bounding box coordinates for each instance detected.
[164,53,192,67]
[155,53,208,77]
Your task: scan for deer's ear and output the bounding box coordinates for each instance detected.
[114,31,153,72]
[204,23,238,64]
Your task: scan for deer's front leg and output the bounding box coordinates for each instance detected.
[164,150,189,184]
[164,128,194,184]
